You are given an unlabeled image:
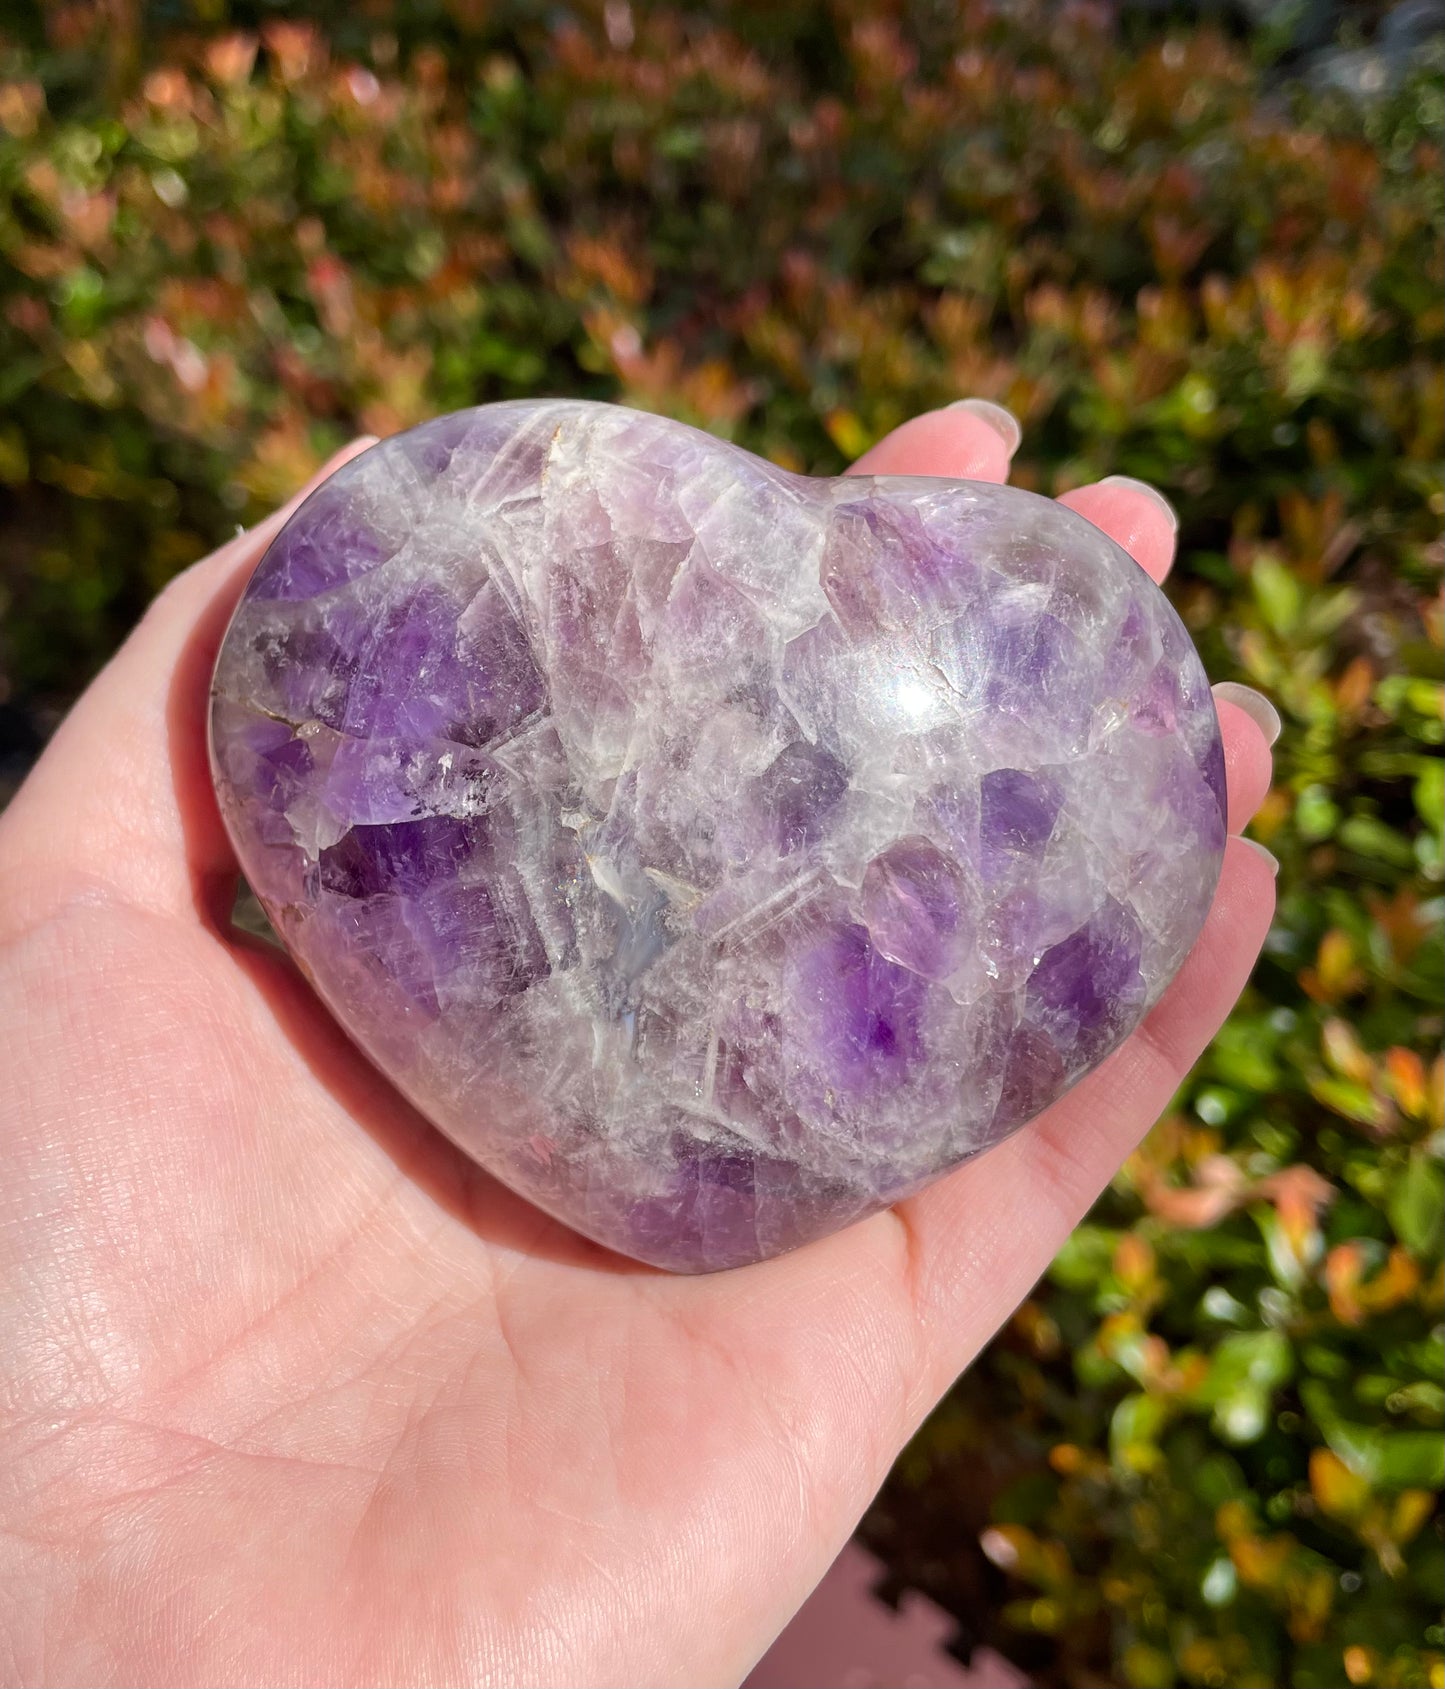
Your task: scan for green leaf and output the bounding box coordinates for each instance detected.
[1338,815,1418,868]
[1111,1391,1168,1469]
[1302,1381,1445,1489]
[1385,1381,1445,1422]
[1205,1330,1295,1396]
[1388,1154,1445,1258]
[1195,1331,1294,1444]
[1252,554,1303,635]
[1415,760,1445,833]
[1213,1387,1270,1445]
[1295,784,1341,842]
[1373,1433,1444,1488]
[1308,1074,1389,1129]
[1048,1225,1119,1292]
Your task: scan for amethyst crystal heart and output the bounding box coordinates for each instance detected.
[210,400,1226,1271]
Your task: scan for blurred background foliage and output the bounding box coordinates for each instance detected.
[0,1,1441,1684]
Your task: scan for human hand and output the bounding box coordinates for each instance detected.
[0,404,1276,1687]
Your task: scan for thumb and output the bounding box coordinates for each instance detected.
[0,439,377,935]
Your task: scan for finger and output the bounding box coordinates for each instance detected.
[846,401,1019,482]
[886,834,1275,1408]
[0,439,377,933]
[1057,476,1178,583]
[1215,693,1276,833]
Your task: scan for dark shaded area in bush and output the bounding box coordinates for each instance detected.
[0,3,1440,1684]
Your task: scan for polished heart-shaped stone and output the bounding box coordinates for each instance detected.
[210,400,1226,1271]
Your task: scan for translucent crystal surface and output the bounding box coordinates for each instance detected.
[210,400,1226,1271]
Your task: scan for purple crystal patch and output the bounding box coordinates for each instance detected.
[210,400,1226,1271]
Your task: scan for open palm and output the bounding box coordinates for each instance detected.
[0,405,1277,1688]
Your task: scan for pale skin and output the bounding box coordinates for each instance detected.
[0,406,1276,1687]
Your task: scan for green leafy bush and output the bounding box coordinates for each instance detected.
[0,4,1440,1683]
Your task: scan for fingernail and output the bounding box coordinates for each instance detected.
[1237,837,1280,876]
[948,398,1021,457]
[1212,681,1282,746]
[1095,475,1178,532]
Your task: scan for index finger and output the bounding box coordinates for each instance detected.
[846,402,1019,482]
